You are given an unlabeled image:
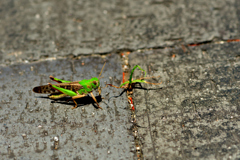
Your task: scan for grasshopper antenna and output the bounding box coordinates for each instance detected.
[97,62,106,96]
[98,62,106,79]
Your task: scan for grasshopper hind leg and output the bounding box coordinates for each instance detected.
[49,93,68,99]
[49,76,72,83]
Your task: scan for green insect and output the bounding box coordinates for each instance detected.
[33,63,106,109]
[107,65,161,91]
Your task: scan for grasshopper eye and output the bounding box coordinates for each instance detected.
[93,81,97,85]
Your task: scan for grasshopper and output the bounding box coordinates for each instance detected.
[107,65,161,92]
[33,63,106,109]
[107,65,161,111]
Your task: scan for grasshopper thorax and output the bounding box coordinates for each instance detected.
[90,77,100,89]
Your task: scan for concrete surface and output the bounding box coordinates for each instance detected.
[0,55,134,159]
[1,0,240,64]
[0,0,240,159]
[129,42,240,159]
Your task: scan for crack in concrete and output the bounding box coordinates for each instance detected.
[120,52,144,159]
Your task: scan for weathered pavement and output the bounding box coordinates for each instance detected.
[129,42,240,159]
[0,0,240,159]
[0,56,135,159]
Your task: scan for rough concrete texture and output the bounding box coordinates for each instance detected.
[0,0,240,159]
[0,55,135,159]
[129,42,240,159]
[0,0,240,64]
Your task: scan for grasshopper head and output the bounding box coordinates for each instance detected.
[91,77,100,89]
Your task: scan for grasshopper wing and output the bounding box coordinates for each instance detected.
[33,82,83,94]
[33,85,58,94]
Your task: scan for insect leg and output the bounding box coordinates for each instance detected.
[49,76,72,83]
[106,84,121,89]
[144,81,162,85]
[49,93,67,99]
[129,65,147,84]
[98,86,101,95]
[48,83,77,97]
[71,94,87,109]
[140,75,161,80]
[90,92,102,109]
[129,79,162,86]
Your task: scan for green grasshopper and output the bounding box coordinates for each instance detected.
[107,65,161,91]
[107,65,161,111]
[33,63,106,109]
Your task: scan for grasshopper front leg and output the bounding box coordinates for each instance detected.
[97,86,105,99]
[98,86,101,95]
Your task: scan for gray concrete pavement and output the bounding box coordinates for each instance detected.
[0,55,134,159]
[1,0,239,65]
[0,0,240,159]
[129,42,240,159]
